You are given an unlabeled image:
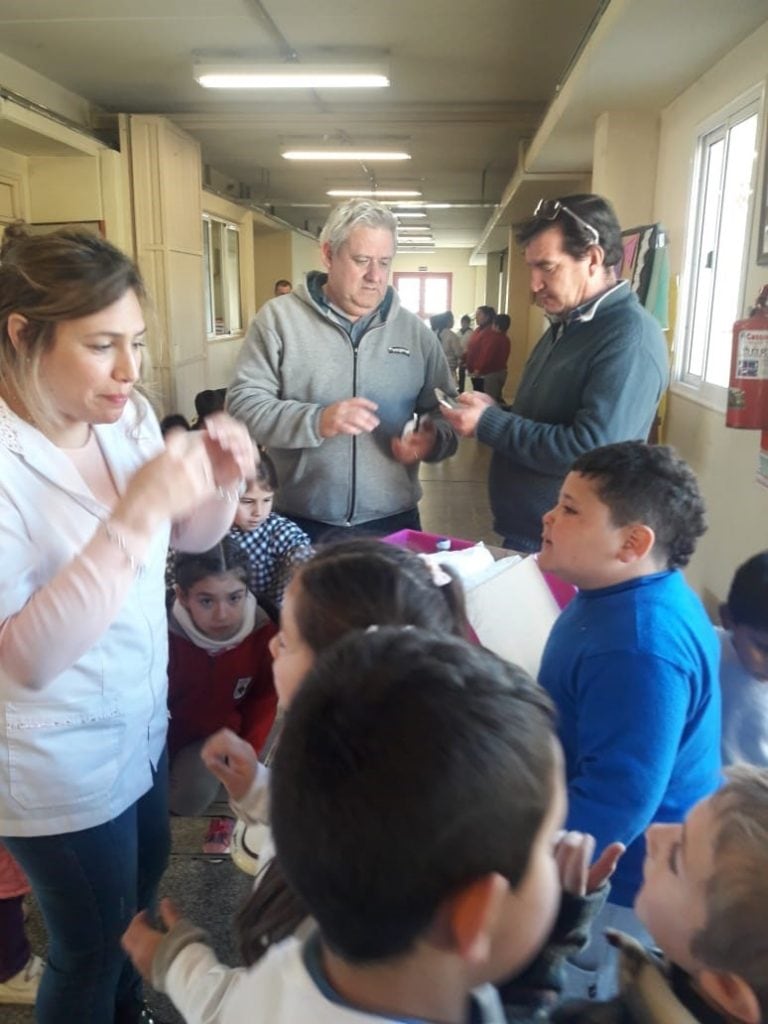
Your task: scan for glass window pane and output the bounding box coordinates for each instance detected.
[424,276,449,316]
[226,226,241,333]
[396,276,421,313]
[202,220,214,336]
[705,112,758,386]
[687,136,724,378]
[211,221,226,334]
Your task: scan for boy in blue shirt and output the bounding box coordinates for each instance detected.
[537,441,721,999]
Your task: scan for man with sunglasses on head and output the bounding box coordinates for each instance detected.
[443,193,668,553]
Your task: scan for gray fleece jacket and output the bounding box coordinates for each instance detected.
[227,273,457,527]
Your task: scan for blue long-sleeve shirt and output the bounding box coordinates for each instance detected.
[539,570,721,907]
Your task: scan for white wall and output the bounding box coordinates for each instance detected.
[654,18,768,610]
[292,231,321,284]
[0,53,92,125]
[592,111,659,229]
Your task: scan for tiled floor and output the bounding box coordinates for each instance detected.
[4,436,497,1023]
[420,436,497,544]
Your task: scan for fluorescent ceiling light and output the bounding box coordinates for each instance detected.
[398,236,434,243]
[194,63,389,89]
[397,227,432,234]
[327,189,422,198]
[283,150,410,161]
[394,211,427,219]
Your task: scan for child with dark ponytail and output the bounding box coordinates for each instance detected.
[199,538,472,964]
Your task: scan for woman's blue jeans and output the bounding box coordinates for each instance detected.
[4,750,170,1023]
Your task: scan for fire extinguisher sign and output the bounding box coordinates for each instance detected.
[735,330,768,379]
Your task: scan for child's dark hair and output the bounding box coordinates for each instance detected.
[174,537,249,593]
[236,539,471,961]
[725,551,768,631]
[192,387,226,427]
[293,538,471,647]
[253,449,279,492]
[159,412,190,436]
[571,442,707,569]
[270,628,556,963]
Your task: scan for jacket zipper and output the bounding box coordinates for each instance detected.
[347,343,359,524]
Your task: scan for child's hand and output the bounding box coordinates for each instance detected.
[201,728,258,803]
[554,832,625,896]
[122,898,181,982]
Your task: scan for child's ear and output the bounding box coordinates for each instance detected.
[443,873,508,966]
[618,523,655,564]
[698,969,761,1024]
[174,584,187,608]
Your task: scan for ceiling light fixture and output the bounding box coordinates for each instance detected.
[393,211,427,219]
[327,189,422,198]
[283,150,410,161]
[397,226,432,234]
[194,63,390,90]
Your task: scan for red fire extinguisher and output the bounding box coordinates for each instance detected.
[726,285,768,429]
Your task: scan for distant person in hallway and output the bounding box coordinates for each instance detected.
[443,194,668,552]
[457,313,473,391]
[718,550,768,767]
[537,442,721,1000]
[227,199,457,542]
[0,224,254,1024]
[465,308,511,401]
[430,310,463,384]
[273,279,292,296]
[462,304,495,393]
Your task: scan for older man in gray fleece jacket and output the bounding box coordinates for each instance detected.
[227,199,457,542]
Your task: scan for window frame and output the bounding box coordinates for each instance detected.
[202,213,243,341]
[674,87,763,412]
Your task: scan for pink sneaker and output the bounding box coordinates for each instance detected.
[202,817,235,855]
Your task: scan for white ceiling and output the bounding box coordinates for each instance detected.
[0,0,605,247]
[0,1,766,252]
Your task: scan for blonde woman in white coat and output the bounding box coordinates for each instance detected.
[0,224,255,1024]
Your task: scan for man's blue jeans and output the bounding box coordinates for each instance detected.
[4,750,170,1023]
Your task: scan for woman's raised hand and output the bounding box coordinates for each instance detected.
[201,412,257,492]
[112,415,255,536]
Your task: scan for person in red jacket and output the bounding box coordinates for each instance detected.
[465,306,511,401]
[168,539,277,854]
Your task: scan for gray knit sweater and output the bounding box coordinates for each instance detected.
[477,283,668,551]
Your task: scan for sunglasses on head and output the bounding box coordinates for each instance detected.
[533,199,600,247]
